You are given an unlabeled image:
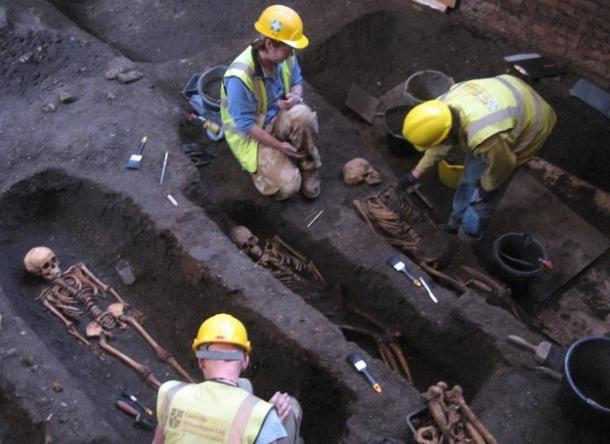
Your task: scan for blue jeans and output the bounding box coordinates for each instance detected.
[448,153,512,241]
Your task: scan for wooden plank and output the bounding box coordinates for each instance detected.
[485,170,610,306]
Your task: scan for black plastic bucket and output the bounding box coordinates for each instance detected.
[560,336,610,430]
[492,232,548,282]
[384,105,416,158]
[404,70,455,106]
[197,65,226,112]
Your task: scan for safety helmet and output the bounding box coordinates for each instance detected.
[402,100,452,151]
[254,5,309,49]
[192,313,251,353]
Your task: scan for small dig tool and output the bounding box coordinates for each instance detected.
[507,335,563,370]
[347,352,382,393]
[121,389,154,417]
[115,400,156,431]
[126,136,148,170]
[188,113,221,134]
[387,256,421,287]
[387,256,438,303]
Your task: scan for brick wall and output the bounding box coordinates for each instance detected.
[459,0,610,89]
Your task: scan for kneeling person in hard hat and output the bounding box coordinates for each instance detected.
[221,5,321,200]
[153,313,302,444]
[399,74,556,243]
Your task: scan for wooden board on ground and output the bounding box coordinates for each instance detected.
[486,170,610,306]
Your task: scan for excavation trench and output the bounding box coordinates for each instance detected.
[0,170,351,443]
[192,197,499,400]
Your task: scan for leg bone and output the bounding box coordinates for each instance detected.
[445,385,497,444]
[86,322,160,390]
[121,312,194,383]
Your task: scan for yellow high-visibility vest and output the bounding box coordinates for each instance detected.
[440,75,556,165]
[157,380,273,444]
[220,46,296,173]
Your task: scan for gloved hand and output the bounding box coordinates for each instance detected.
[398,172,419,189]
[476,183,497,202]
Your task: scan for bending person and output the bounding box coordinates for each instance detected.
[399,74,556,243]
[153,313,302,444]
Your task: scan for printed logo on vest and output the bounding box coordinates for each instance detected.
[487,99,500,112]
[169,408,183,428]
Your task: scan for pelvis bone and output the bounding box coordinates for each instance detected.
[23,246,194,390]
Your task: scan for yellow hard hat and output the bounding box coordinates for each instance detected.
[254,5,309,49]
[192,313,251,353]
[402,100,452,151]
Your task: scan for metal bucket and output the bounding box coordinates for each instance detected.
[492,232,548,282]
[560,336,610,430]
[404,70,455,106]
[384,105,416,157]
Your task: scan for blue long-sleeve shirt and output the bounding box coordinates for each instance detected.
[224,53,303,134]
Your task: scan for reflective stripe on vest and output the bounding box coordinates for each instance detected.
[439,75,546,154]
[158,380,273,444]
[220,46,296,173]
[495,76,544,154]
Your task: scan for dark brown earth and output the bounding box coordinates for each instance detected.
[0,1,609,443]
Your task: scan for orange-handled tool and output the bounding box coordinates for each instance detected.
[347,352,382,393]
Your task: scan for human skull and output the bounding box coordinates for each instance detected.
[342,158,382,186]
[23,246,61,280]
[229,226,263,259]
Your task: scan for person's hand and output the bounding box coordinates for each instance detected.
[398,171,419,189]
[277,141,305,159]
[279,93,303,110]
[269,391,292,421]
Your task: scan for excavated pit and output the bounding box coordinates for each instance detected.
[302,10,502,111]
[0,170,351,443]
[193,198,499,398]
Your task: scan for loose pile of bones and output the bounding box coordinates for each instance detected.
[338,304,413,383]
[353,185,517,315]
[230,225,326,289]
[415,382,498,444]
[23,246,193,390]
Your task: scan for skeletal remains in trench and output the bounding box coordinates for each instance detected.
[415,382,498,444]
[229,226,326,288]
[353,185,511,306]
[23,246,194,390]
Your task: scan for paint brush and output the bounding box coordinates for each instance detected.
[126,136,148,170]
[347,352,382,393]
[386,256,421,287]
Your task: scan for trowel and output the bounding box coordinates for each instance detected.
[344,83,380,124]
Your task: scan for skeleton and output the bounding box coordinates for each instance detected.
[337,303,413,384]
[229,226,326,289]
[23,246,194,390]
[343,158,382,186]
[353,185,511,307]
[414,382,498,444]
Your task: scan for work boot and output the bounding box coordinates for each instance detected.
[438,223,458,235]
[457,227,483,245]
[301,170,320,199]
